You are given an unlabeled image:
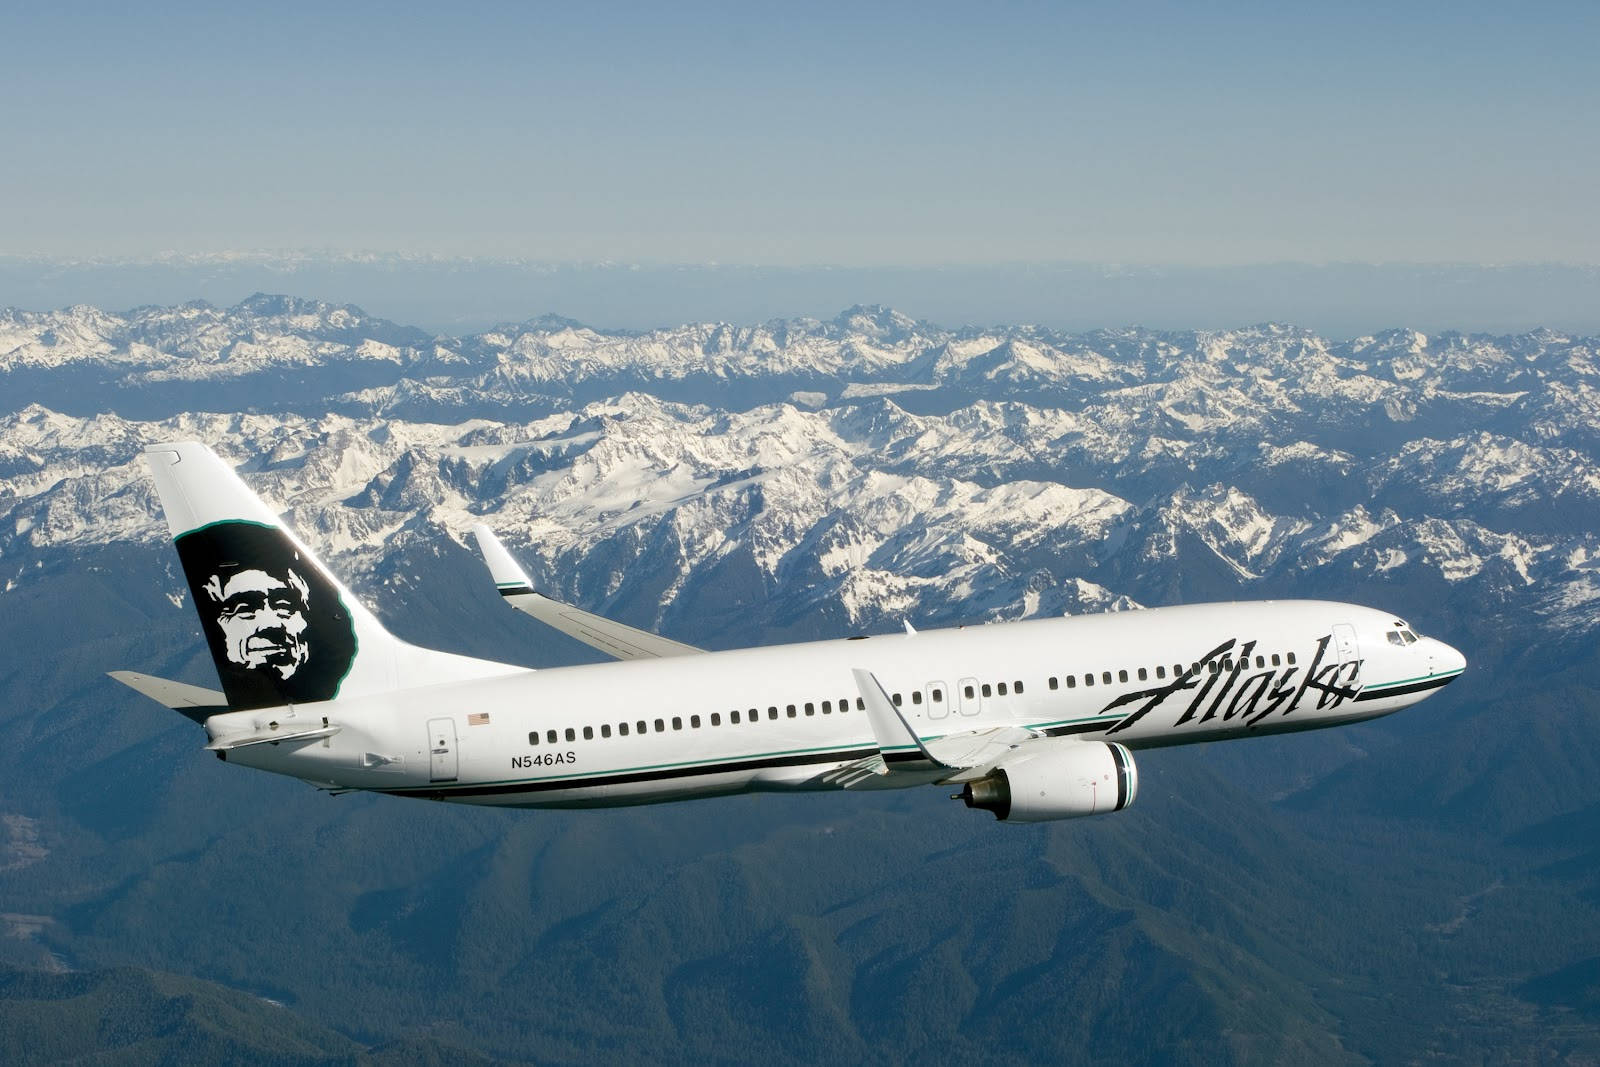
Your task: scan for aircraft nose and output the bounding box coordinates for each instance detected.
[1428,637,1467,677]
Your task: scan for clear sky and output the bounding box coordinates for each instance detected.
[2,0,1597,266]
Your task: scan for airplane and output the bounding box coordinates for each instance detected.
[112,441,1467,822]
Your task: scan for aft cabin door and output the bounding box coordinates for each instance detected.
[428,718,458,782]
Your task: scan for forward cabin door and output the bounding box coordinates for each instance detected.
[428,717,458,782]
[1332,623,1360,665]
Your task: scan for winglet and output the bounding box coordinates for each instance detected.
[472,524,536,596]
[851,668,948,768]
[473,524,705,660]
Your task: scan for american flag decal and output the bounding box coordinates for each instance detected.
[467,712,491,726]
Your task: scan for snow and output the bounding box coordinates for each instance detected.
[3,299,1600,635]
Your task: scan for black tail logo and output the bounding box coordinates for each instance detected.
[175,521,357,710]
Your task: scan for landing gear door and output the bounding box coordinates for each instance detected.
[428,717,458,782]
[1332,623,1359,664]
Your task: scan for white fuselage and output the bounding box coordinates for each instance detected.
[208,599,1465,810]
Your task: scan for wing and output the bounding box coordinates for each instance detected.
[472,525,705,661]
[836,668,1040,788]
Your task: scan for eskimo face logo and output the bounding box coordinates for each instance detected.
[204,565,312,679]
[176,521,357,710]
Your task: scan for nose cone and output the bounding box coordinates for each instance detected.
[1428,637,1467,677]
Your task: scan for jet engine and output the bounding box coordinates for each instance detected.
[955,741,1138,822]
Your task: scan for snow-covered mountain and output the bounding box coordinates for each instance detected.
[2,296,1596,646]
[5,296,1600,1062]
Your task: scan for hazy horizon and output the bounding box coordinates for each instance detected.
[3,254,1597,338]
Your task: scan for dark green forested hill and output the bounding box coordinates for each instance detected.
[0,964,503,1065]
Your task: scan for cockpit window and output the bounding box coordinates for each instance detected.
[1387,632,1405,646]
[1401,629,1418,644]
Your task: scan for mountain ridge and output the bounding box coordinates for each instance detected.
[0,297,1595,1061]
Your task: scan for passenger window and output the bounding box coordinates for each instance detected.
[711,713,721,726]
[638,720,648,734]
[690,715,701,728]
[769,707,779,720]
[654,718,664,732]
[909,692,920,705]
[672,717,683,730]
[1085,674,1094,687]
[620,722,630,736]
[1137,668,1147,681]
[547,729,557,744]
[823,700,833,713]
[964,684,975,699]
[787,705,797,718]
[1271,654,1280,666]
[1118,670,1128,683]
[856,698,865,711]
[1156,665,1166,679]
[1048,677,1058,690]
[932,688,943,702]
[1066,676,1076,689]
[730,710,740,724]
[1255,655,1265,668]
[891,693,902,706]
[565,728,576,742]
[1015,680,1024,694]
[582,726,593,740]
[528,732,539,745]
[1101,672,1112,685]
[1286,652,1297,665]
[805,702,815,716]
[601,724,611,738]
[997,682,1007,696]
[981,683,992,698]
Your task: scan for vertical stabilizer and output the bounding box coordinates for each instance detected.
[144,442,520,711]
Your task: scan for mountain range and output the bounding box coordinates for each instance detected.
[0,296,1596,1063]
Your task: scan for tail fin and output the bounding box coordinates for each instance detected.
[144,442,520,711]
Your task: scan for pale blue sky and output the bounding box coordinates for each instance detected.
[2,1,1597,265]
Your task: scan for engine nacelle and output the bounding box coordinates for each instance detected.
[956,741,1138,822]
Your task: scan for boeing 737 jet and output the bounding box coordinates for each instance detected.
[114,442,1467,822]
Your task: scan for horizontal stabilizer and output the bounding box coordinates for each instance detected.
[472,525,705,660]
[109,671,228,724]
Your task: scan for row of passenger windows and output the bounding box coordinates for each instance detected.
[1044,651,1297,691]
[524,655,1298,746]
[530,696,864,745]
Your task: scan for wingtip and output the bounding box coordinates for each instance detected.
[472,523,536,591]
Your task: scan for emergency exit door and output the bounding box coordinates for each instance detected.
[428,717,458,782]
